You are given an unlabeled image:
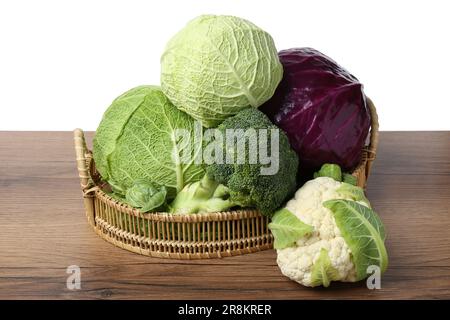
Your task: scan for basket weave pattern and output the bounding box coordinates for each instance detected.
[74,98,378,259]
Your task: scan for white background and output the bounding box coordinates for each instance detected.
[0,0,449,131]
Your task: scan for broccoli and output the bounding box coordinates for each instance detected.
[169,108,299,217]
[169,174,238,214]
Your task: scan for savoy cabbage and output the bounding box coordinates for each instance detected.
[93,85,205,199]
[161,15,283,128]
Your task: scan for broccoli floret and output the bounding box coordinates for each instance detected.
[209,108,298,216]
[170,108,298,216]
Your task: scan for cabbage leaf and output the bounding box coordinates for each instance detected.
[336,183,371,207]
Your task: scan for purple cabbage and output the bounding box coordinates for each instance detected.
[260,48,371,176]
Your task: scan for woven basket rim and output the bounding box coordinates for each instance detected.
[74,96,379,221]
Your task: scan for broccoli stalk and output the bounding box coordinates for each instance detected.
[169,174,240,214]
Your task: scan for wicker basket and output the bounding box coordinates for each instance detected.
[74,97,378,259]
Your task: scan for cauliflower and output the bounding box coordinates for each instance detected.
[269,165,388,288]
[277,177,361,286]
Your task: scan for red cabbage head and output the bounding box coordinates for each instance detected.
[260,48,371,176]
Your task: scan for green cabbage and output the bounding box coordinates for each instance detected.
[161,15,283,128]
[93,85,205,198]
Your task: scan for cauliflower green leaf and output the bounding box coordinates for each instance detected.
[336,183,370,207]
[323,199,388,280]
[310,248,341,287]
[313,163,342,182]
[268,208,313,249]
[342,173,357,186]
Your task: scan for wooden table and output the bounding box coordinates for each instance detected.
[0,131,449,300]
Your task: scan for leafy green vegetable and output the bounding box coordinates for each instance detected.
[323,200,388,280]
[125,179,167,212]
[336,183,370,207]
[313,163,342,181]
[310,248,341,287]
[268,208,313,249]
[93,86,205,199]
[342,173,357,186]
[161,15,283,128]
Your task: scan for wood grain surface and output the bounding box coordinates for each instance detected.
[0,131,449,300]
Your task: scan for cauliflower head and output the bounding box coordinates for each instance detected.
[277,177,366,287]
[272,175,387,288]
